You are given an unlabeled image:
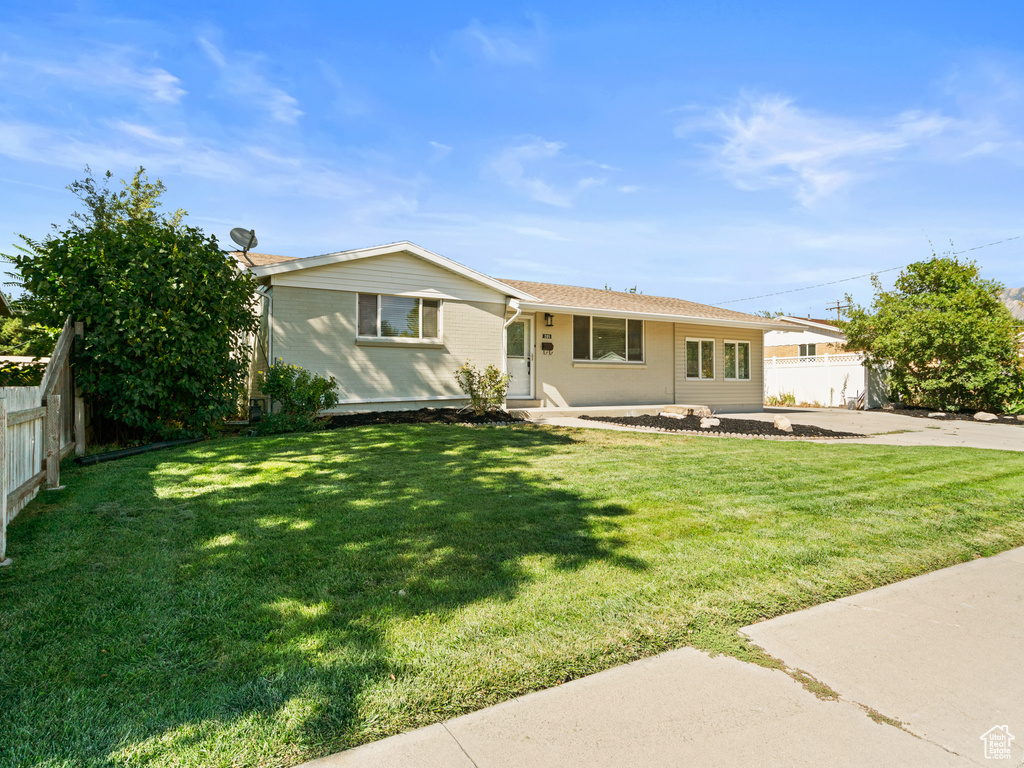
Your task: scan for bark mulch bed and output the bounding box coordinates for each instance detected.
[580,414,865,440]
[323,407,525,429]
[874,406,1023,425]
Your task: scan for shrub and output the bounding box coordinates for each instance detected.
[764,392,797,407]
[843,254,1024,412]
[5,168,258,440]
[454,361,510,416]
[256,360,339,419]
[252,411,319,436]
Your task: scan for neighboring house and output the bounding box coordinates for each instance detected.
[238,241,791,413]
[763,316,885,408]
[764,316,846,358]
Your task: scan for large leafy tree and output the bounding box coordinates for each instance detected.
[5,168,258,439]
[843,255,1023,412]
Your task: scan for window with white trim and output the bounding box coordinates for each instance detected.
[572,315,644,362]
[685,339,715,379]
[799,343,816,357]
[357,294,440,339]
[724,340,751,380]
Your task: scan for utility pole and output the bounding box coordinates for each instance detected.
[826,300,850,322]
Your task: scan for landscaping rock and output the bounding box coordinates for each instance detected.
[773,415,793,433]
[700,417,721,429]
[973,411,998,422]
[579,414,864,439]
[1018,415,1024,423]
[663,405,712,418]
[927,412,946,418]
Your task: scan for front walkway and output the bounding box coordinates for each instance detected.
[298,549,1024,767]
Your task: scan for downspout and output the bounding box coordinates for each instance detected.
[501,298,521,376]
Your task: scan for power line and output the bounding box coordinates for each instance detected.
[713,235,1021,306]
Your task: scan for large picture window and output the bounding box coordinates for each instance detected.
[724,340,751,380]
[686,339,715,379]
[572,316,644,362]
[358,294,440,339]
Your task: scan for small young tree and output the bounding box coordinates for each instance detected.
[454,362,510,416]
[843,255,1023,412]
[5,168,257,439]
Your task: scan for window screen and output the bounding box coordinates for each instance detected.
[573,315,590,359]
[422,300,439,337]
[358,294,377,336]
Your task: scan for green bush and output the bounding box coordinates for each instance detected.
[4,168,258,440]
[843,255,1024,412]
[252,411,319,436]
[454,361,510,416]
[0,360,47,387]
[256,360,339,419]
[764,392,797,407]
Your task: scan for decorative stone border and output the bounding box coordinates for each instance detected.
[578,424,868,440]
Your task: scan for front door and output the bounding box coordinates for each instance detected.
[506,318,533,399]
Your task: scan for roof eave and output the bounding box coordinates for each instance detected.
[249,241,539,302]
[517,302,787,330]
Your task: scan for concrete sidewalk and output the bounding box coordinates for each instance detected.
[298,549,1024,767]
[300,648,962,768]
[744,546,1024,766]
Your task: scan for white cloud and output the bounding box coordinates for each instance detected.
[5,50,185,103]
[488,138,605,207]
[456,19,541,65]
[198,37,302,125]
[683,94,952,205]
[429,141,453,162]
[617,185,640,194]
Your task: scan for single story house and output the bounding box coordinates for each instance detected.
[239,241,792,413]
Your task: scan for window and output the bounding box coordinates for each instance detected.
[799,343,816,357]
[724,341,751,380]
[572,316,643,362]
[357,294,440,339]
[686,339,715,379]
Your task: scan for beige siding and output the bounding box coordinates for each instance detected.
[270,285,504,410]
[272,251,507,304]
[674,324,764,412]
[531,314,676,406]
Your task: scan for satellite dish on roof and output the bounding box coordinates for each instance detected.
[230,228,257,267]
[230,228,258,251]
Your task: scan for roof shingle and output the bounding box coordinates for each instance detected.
[500,279,790,326]
[230,251,299,267]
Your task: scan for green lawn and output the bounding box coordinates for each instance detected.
[2,425,1023,767]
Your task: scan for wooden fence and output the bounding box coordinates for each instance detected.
[0,317,81,564]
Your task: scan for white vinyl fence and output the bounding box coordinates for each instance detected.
[764,352,887,409]
[0,318,81,564]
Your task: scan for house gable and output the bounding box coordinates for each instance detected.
[253,242,534,304]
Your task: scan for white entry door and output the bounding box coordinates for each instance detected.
[506,318,533,399]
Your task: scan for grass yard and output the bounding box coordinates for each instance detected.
[2,424,1023,767]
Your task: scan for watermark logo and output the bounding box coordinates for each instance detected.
[980,725,1015,760]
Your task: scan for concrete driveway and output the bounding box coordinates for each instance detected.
[721,407,1024,451]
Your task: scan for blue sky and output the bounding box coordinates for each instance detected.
[1,1,1022,316]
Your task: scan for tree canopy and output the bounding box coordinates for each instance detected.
[843,255,1023,412]
[5,168,257,439]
